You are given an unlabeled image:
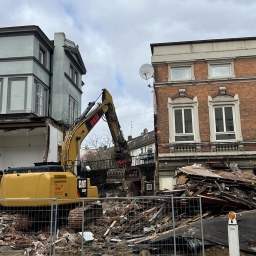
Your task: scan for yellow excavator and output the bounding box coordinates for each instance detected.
[0,88,132,229]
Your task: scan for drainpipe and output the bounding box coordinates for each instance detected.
[154,113,159,192]
[153,87,159,192]
[48,47,53,117]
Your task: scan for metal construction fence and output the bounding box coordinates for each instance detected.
[0,196,205,256]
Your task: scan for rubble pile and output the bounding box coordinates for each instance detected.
[0,162,255,255]
[0,198,207,255]
[0,224,49,255]
[164,162,256,214]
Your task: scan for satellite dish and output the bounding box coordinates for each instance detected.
[139,64,154,80]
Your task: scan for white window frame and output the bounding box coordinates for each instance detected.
[35,80,47,116]
[208,60,235,79]
[214,105,236,141]
[208,94,242,142]
[168,63,194,81]
[7,78,27,113]
[168,96,200,143]
[69,95,78,124]
[146,183,153,191]
[173,107,194,142]
[147,145,153,154]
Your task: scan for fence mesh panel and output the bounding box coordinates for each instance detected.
[0,197,204,256]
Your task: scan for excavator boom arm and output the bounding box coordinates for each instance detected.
[61,89,131,174]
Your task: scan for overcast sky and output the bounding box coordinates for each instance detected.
[2,0,256,147]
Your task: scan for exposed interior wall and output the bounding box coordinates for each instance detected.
[0,133,45,170]
[159,176,176,190]
[47,123,63,162]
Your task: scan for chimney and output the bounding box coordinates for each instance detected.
[104,145,107,150]
[128,135,132,141]
[143,128,148,134]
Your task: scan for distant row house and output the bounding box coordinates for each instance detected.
[80,129,156,195]
[128,128,155,166]
[151,37,256,190]
[128,129,155,194]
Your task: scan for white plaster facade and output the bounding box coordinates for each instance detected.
[151,39,256,64]
[128,130,155,166]
[0,26,86,170]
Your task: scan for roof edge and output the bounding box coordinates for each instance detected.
[0,25,54,51]
[150,36,256,55]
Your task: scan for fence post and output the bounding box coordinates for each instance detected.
[171,195,177,255]
[50,199,58,256]
[49,199,53,256]
[228,211,240,256]
[199,196,205,256]
[49,199,57,256]
[81,200,85,256]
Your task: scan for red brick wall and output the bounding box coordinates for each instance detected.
[154,65,168,82]
[155,59,256,153]
[235,59,256,77]
[194,62,208,80]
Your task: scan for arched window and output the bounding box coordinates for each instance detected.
[168,94,200,143]
[208,92,242,142]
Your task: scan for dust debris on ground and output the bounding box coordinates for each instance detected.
[0,162,256,255]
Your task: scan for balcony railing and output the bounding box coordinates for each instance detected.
[211,144,243,152]
[170,143,244,153]
[133,153,155,166]
[170,145,201,153]
[81,159,115,171]
[81,153,155,171]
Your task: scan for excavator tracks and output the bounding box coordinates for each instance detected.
[68,203,103,231]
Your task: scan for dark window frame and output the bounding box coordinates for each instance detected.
[39,45,47,66]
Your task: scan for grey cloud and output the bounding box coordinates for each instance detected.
[2,0,256,139]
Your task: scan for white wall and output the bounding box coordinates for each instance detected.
[47,124,63,162]
[0,131,46,170]
[51,32,83,123]
[152,39,256,63]
[130,142,155,157]
[159,176,176,190]
[0,34,51,115]
[0,35,34,58]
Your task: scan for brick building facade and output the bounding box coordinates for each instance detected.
[151,37,256,190]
